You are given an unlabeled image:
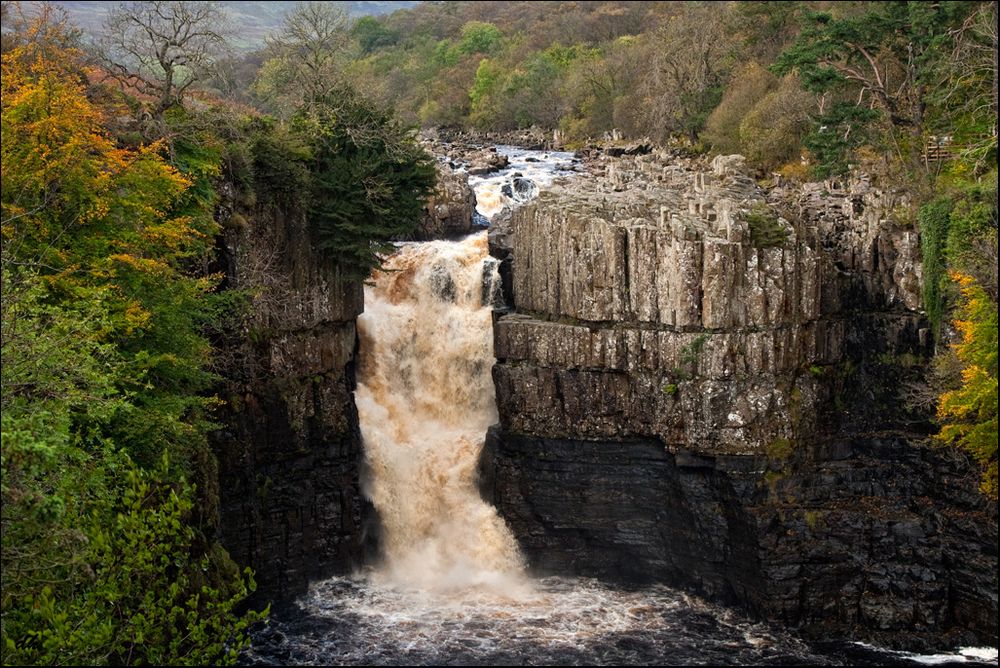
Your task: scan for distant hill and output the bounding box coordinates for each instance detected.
[52,1,419,49]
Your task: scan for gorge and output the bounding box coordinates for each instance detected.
[4,3,996,665]
[217,144,997,664]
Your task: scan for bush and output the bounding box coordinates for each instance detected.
[702,62,777,155]
[918,198,953,337]
[745,203,790,248]
[738,75,812,172]
[293,86,436,276]
[2,453,266,666]
[936,273,998,500]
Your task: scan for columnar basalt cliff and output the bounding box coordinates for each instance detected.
[210,201,369,599]
[482,152,998,648]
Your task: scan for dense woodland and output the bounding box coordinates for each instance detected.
[1,1,997,665]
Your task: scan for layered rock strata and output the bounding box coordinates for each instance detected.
[212,206,369,599]
[483,151,997,647]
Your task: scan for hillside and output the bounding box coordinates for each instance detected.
[52,1,417,48]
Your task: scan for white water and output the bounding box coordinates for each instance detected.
[355,232,525,593]
[351,144,568,593]
[466,145,578,219]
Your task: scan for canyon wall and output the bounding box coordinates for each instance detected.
[211,202,370,599]
[482,152,998,648]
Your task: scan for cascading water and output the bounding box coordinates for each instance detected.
[354,234,525,592]
[242,146,997,667]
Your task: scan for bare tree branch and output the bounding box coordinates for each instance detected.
[98,1,230,115]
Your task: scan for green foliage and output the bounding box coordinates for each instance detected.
[745,203,790,248]
[703,62,777,155]
[738,75,813,172]
[2,454,265,666]
[802,102,881,178]
[919,198,954,336]
[945,177,998,274]
[469,58,503,117]
[766,438,795,461]
[773,3,977,175]
[248,118,312,208]
[352,15,397,54]
[293,87,436,276]
[2,20,264,665]
[456,21,504,56]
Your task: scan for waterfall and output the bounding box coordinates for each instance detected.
[354,232,524,591]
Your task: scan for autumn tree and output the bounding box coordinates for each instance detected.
[635,2,735,142]
[2,9,263,662]
[99,0,229,115]
[937,272,999,499]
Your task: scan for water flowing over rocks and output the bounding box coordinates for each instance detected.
[354,234,524,591]
[481,149,998,649]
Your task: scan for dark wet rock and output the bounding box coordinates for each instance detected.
[429,262,457,302]
[211,205,370,600]
[412,162,476,240]
[487,206,515,310]
[605,142,652,157]
[500,177,538,203]
[480,429,998,650]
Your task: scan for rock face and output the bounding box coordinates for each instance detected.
[482,151,998,647]
[211,205,369,599]
[413,161,477,240]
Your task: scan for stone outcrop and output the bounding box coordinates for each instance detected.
[413,161,477,240]
[483,150,998,647]
[493,152,925,455]
[431,125,559,151]
[211,205,370,599]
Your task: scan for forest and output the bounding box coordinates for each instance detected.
[1,1,997,665]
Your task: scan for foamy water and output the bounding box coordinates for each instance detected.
[465,145,579,219]
[354,233,524,593]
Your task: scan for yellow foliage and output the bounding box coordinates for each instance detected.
[936,271,999,500]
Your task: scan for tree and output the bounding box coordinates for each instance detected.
[351,15,398,54]
[738,74,814,171]
[293,88,436,275]
[255,2,352,112]
[932,1,998,171]
[635,3,735,142]
[937,272,999,500]
[2,10,263,663]
[702,62,778,155]
[773,2,973,174]
[100,1,229,115]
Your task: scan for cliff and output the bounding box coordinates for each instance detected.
[482,151,998,648]
[210,199,370,599]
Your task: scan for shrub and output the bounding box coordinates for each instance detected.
[745,203,789,248]
[738,75,813,172]
[293,86,436,276]
[936,273,998,500]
